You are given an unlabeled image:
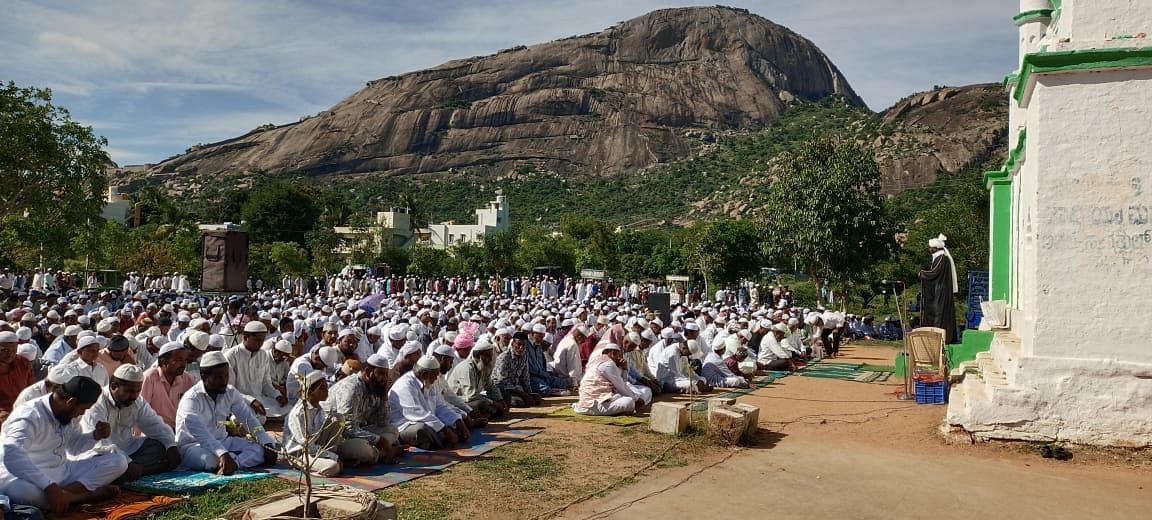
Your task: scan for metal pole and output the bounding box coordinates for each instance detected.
[890,280,913,400]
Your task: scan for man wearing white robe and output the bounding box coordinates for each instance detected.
[0,376,128,511]
[82,365,180,480]
[66,335,109,387]
[550,325,588,384]
[175,351,278,473]
[388,356,468,450]
[655,336,709,394]
[224,321,289,421]
[702,340,748,388]
[757,323,794,372]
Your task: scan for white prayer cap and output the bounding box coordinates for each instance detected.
[684,322,700,331]
[159,341,184,357]
[77,335,102,350]
[388,324,408,341]
[641,330,657,342]
[46,363,78,384]
[337,328,356,339]
[531,323,547,334]
[16,343,38,361]
[366,353,390,369]
[208,334,225,350]
[243,321,268,334]
[200,351,228,369]
[660,327,675,339]
[433,344,455,357]
[64,325,83,337]
[788,318,800,326]
[0,331,16,344]
[601,343,621,352]
[186,331,210,351]
[771,323,789,333]
[624,332,642,346]
[495,328,511,338]
[472,339,493,352]
[723,335,741,352]
[189,318,207,330]
[113,364,145,383]
[635,318,649,328]
[366,326,381,336]
[415,355,440,371]
[397,341,421,359]
[303,370,326,391]
[928,234,947,249]
[15,327,32,342]
[274,340,293,354]
[318,346,343,368]
[47,324,65,337]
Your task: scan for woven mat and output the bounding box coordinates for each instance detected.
[49,490,182,520]
[714,371,790,399]
[538,405,648,426]
[266,423,543,491]
[798,362,892,383]
[123,469,273,495]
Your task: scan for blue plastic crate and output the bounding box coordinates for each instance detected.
[915,380,948,404]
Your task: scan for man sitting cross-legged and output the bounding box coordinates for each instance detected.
[175,351,279,475]
[388,356,469,450]
[447,339,509,419]
[82,364,181,481]
[0,376,128,512]
[572,343,643,417]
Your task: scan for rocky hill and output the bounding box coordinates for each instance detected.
[140,6,861,186]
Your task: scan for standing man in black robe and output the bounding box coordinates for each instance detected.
[918,234,958,343]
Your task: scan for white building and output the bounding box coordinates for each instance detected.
[100,185,131,225]
[332,195,509,256]
[946,1,1152,446]
[420,195,509,249]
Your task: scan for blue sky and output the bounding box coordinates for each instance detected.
[2,0,1017,165]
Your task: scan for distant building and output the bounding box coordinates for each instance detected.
[332,195,509,258]
[420,195,509,249]
[100,185,132,225]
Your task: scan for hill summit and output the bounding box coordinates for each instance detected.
[145,6,862,182]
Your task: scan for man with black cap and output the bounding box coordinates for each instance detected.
[82,365,180,481]
[0,376,127,511]
[175,351,278,475]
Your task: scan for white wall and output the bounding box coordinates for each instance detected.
[1026,68,1152,364]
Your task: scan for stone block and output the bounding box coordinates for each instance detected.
[244,496,307,520]
[316,498,397,520]
[731,402,760,436]
[707,397,735,411]
[649,402,688,435]
[708,408,747,445]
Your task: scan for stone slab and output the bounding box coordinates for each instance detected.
[731,402,760,436]
[649,402,688,435]
[708,407,747,445]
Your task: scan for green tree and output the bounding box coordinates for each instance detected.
[268,241,311,276]
[482,228,520,275]
[758,136,894,302]
[683,220,761,293]
[0,82,109,226]
[408,244,448,275]
[240,181,321,244]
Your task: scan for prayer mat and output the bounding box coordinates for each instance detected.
[538,405,649,426]
[265,423,543,491]
[123,469,273,495]
[797,362,892,383]
[50,490,183,520]
[714,371,791,400]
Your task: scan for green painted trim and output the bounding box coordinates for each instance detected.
[984,128,1027,185]
[1014,47,1152,105]
[989,181,1013,301]
[1014,9,1053,26]
[1003,72,1019,89]
[948,331,994,372]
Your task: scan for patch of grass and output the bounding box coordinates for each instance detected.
[147,478,294,520]
[851,339,902,348]
[472,450,565,492]
[377,488,465,520]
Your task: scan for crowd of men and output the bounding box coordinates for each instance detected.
[0,273,852,514]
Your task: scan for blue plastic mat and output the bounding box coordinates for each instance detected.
[124,469,273,494]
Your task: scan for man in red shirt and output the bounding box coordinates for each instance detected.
[0,330,37,424]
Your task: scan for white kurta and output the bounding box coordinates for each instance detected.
[387,372,461,432]
[175,382,275,468]
[82,388,176,455]
[550,335,583,383]
[67,358,109,387]
[0,395,128,507]
[224,346,288,417]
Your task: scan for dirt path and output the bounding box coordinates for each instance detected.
[558,344,1152,520]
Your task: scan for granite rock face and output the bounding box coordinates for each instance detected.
[145,6,862,182]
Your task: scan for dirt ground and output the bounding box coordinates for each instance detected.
[556,344,1152,520]
[378,343,1152,520]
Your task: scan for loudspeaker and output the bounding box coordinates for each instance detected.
[646,292,670,321]
[201,231,249,292]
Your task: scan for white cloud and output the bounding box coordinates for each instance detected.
[3,0,1017,163]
